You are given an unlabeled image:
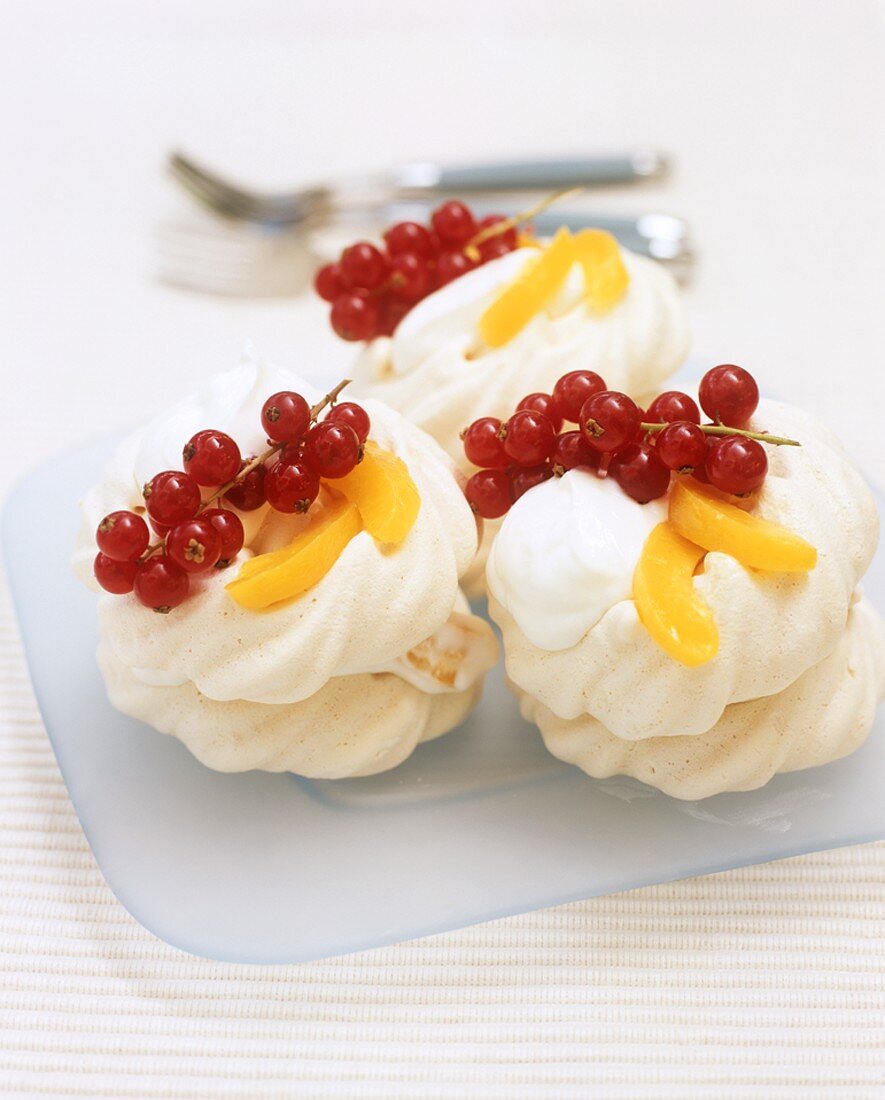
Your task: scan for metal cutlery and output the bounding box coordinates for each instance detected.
[158,150,691,298]
[168,149,668,228]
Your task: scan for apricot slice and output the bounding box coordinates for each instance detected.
[669,479,817,573]
[573,228,630,312]
[226,493,361,610]
[633,522,719,667]
[478,227,576,348]
[334,442,420,545]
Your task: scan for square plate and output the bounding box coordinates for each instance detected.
[3,437,884,964]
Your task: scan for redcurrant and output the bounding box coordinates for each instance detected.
[314,262,345,302]
[183,429,241,487]
[144,471,201,528]
[551,430,598,475]
[264,458,321,514]
[224,459,268,511]
[431,200,476,246]
[134,556,189,612]
[96,510,149,562]
[552,370,606,423]
[502,409,556,467]
[654,421,709,471]
[646,390,701,425]
[302,421,361,478]
[388,252,432,302]
[509,463,553,501]
[478,238,513,263]
[326,402,371,444]
[377,296,411,337]
[464,469,512,519]
[475,214,518,252]
[580,392,641,453]
[261,391,311,445]
[705,435,768,495]
[94,552,138,594]
[462,417,507,469]
[437,251,477,286]
[610,443,671,503]
[165,517,222,573]
[383,221,436,259]
[516,392,563,433]
[340,242,389,291]
[699,365,759,426]
[330,293,380,341]
[201,508,245,566]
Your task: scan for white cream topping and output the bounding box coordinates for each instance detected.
[487,471,667,651]
[74,349,495,707]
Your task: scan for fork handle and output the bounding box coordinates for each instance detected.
[393,152,667,192]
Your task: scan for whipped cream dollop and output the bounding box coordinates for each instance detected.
[489,399,882,743]
[74,349,495,708]
[487,471,667,651]
[352,243,689,474]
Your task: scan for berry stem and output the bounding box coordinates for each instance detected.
[139,378,352,560]
[463,187,585,262]
[640,422,801,447]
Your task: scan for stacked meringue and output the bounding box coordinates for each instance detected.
[352,243,689,590]
[487,398,885,799]
[74,352,498,778]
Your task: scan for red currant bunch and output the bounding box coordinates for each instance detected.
[641,364,786,495]
[93,381,372,612]
[313,201,522,343]
[460,362,786,515]
[460,374,599,519]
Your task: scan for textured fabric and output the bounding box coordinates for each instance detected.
[1,569,885,1096]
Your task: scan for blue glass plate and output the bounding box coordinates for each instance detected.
[3,438,884,963]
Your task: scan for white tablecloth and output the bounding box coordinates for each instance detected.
[2,1,884,1095]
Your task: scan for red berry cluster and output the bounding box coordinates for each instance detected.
[462,363,780,518]
[314,201,520,342]
[93,383,370,613]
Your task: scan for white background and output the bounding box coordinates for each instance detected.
[1,1,884,1096]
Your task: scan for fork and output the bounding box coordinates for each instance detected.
[158,153,692,297]
[168,149,670,228]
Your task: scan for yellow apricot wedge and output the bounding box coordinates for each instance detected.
[226,493,362,610]
[478,227,576,348]
[573,228,630,312]
[633,522,719,667]
[333,442,420,545]
[669,479,817,573]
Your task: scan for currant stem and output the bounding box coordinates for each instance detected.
[640,422,801,447]
[462,187,586,262]
[139,378,352,560]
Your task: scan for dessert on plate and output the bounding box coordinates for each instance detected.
[73,349,498,778]
[473,362,884,799]
[312,200,690,590]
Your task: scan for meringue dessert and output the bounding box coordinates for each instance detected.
[313,203,689,592]
[479,363,884,800]
[74,350,498,778]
